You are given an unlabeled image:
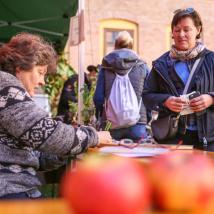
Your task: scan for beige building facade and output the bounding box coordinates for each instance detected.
[69,0,214,71]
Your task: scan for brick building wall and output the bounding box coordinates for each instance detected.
[69,0,214,71]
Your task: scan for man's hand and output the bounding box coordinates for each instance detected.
[96,131,112,147]
[190,94,214,112]
[164,96,187,112]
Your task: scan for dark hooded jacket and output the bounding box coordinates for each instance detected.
[93,48,149,124]
[143,49,214,143]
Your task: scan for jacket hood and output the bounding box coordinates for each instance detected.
[102,48,140,75]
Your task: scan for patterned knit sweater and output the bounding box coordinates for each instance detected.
[0,70,98,198]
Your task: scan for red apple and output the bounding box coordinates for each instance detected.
[61,155,151,214]
[149,151,214,212]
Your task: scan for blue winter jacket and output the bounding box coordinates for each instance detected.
[143,49,214,143]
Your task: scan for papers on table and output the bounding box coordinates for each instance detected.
[99,146,170,157]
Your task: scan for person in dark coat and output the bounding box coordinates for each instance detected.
[57,65,97,124]
[143,8,214,151]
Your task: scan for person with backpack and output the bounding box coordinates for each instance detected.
[93,31,150,141]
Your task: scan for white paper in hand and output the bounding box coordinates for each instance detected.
[180,91,196,115]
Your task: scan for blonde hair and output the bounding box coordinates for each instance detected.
[114,31,133,49]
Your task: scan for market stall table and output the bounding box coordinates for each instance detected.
[1,145,214,214]
[0,199,71,214]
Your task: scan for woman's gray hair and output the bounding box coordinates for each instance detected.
[114,31,133,49]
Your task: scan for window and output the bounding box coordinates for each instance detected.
[166,26,172,50]
[99,19,138,60]
[104,28,134,55]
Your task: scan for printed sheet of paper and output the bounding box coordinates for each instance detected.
[180,103,194,116]
[99,146,169,157]
[180,92,195,115]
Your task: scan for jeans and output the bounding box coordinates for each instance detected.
[110,123,147,141]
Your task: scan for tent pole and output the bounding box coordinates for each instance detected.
[77,0,85,124]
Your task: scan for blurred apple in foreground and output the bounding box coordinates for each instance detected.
[150,151,214,212]
[61,155,151,214]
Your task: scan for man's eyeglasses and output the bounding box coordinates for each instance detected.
[112,136,156,149]
[174,7,194,15]
[112,138,183,150]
